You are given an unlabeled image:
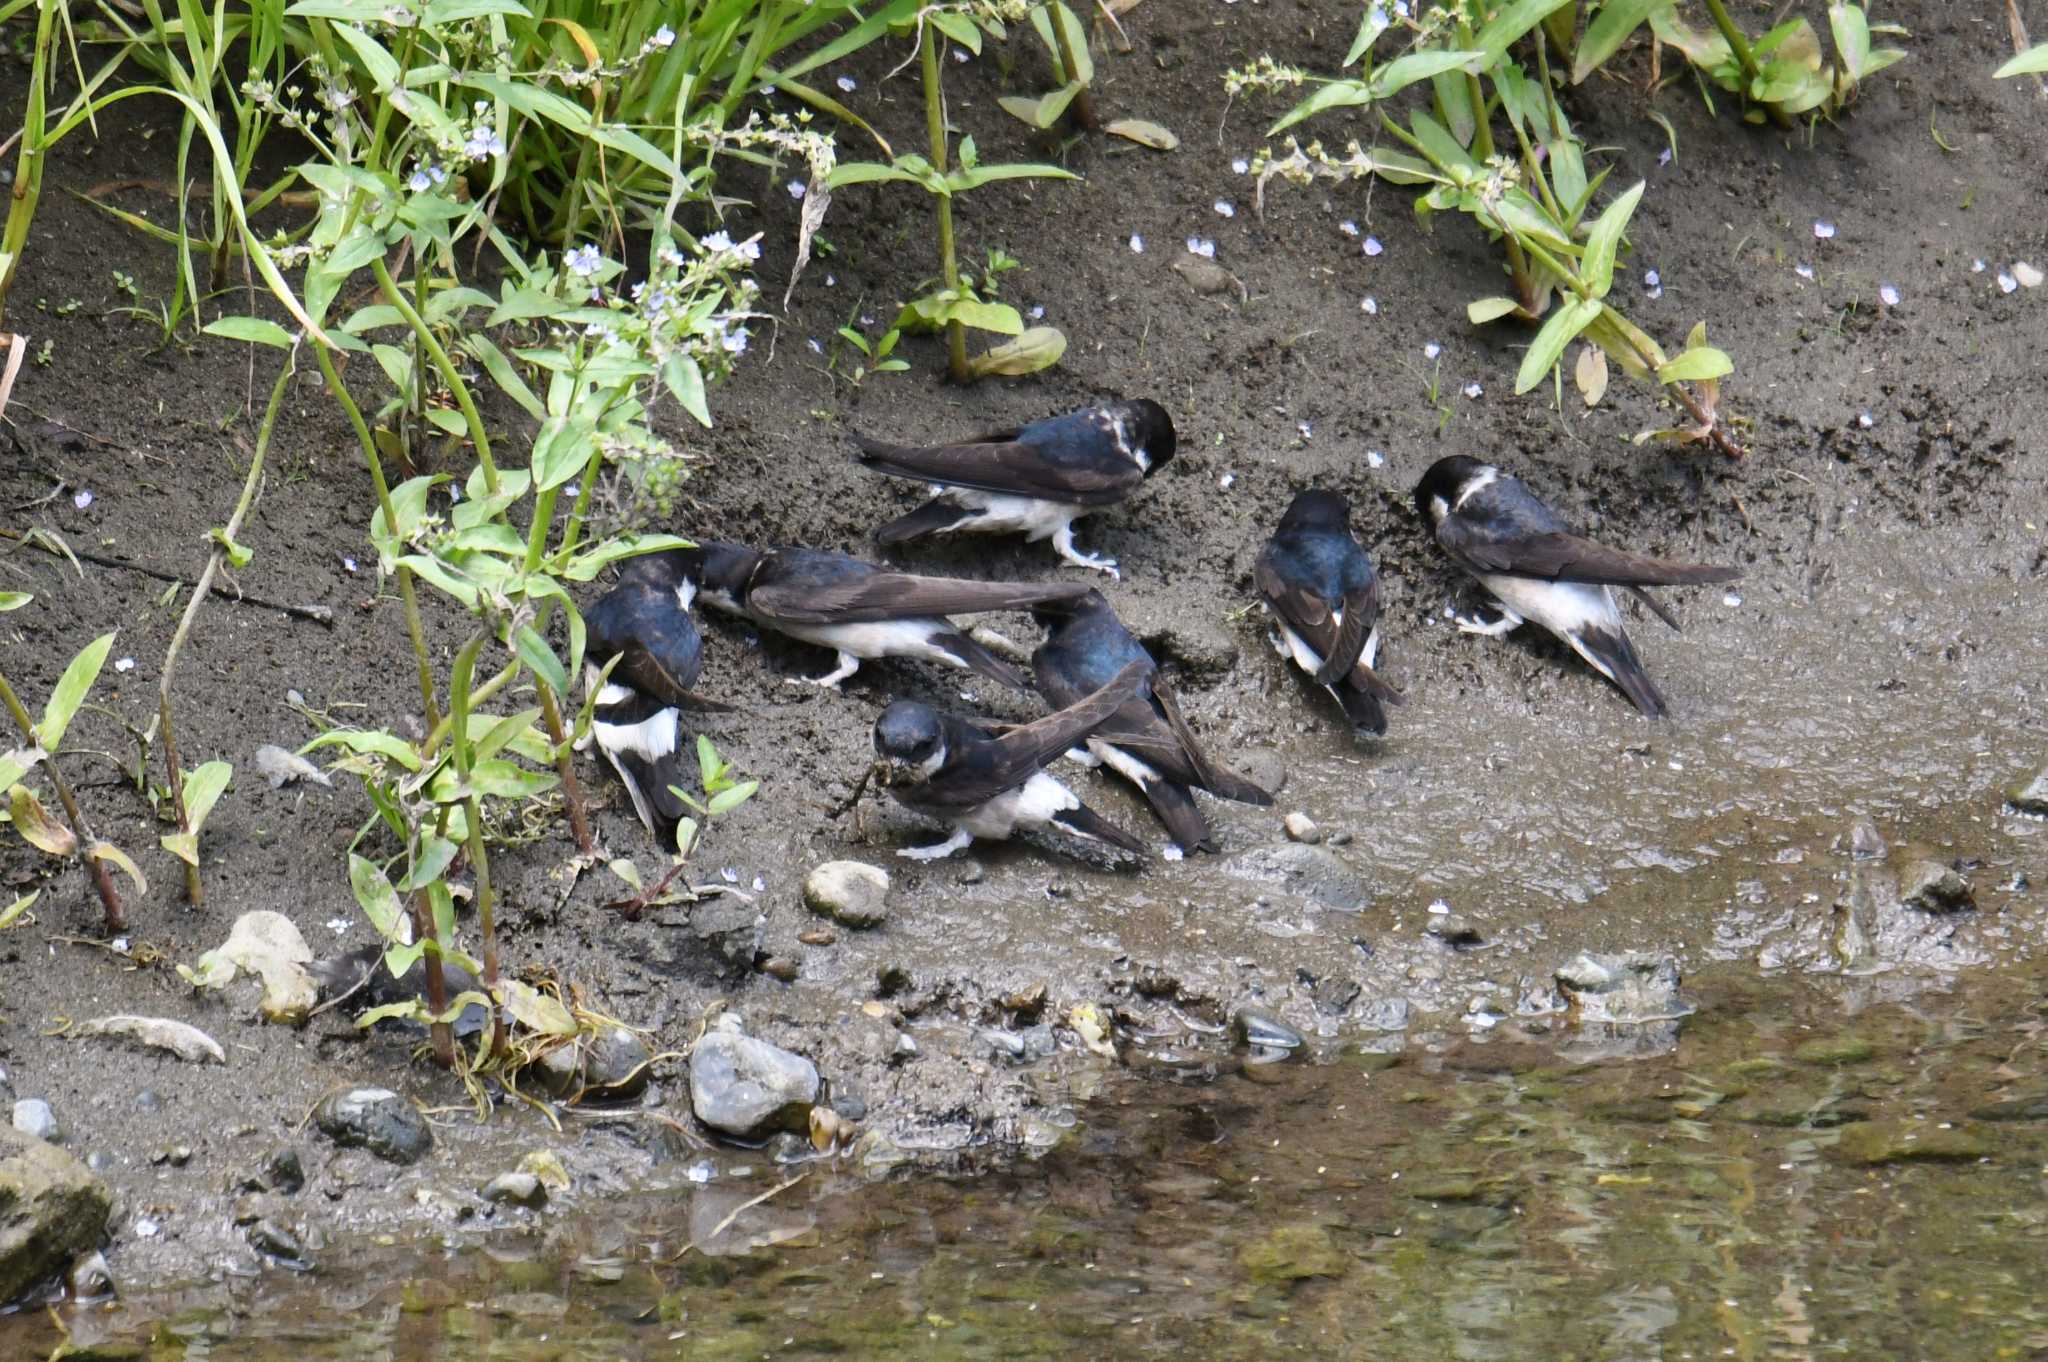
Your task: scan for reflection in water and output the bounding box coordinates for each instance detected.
[14,967,2048,1360]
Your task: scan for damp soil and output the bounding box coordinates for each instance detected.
[1,0,2045,1318]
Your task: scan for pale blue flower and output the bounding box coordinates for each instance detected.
[408,168,432,193]
[565,244,602,276]
[464,127,505,159]
[651,24,675,48]
[701,230,734,253]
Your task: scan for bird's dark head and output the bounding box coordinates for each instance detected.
[1029,587,1110,630]
[873,701,946,785]
[1413,455,1489,527]
[1124,399,1176,475]
[1277,488,1351,535]
[667,540,758,609]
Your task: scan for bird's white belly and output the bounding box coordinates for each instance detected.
[958,772,1079,838]
[1271,619,1325,675]
[950,490,1084,543]
[1478,574,1618,637]
[783,617,945,660]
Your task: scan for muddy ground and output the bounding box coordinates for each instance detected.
[1,0,2043,1292]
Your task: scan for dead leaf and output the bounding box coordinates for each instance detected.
[75,1014,227,1064]
[1575,344,1609,407]
[9,786,76,857]
[1104,118,1178,151]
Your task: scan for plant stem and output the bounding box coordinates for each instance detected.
[1455,12,1494,161]
[920,20,969,383]
[449,633,506,1057]
[1048,2,1097,131]
[0,673,123,933]
[156,355,292,904]
[371,254,499,495]
[0,0,55,324]
[414,805,456,1068]
[314,342,442,731]
[1701,0,1763,87]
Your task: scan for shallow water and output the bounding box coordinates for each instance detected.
[19,962,2048,1361]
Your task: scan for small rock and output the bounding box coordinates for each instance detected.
[583,1026,655,1102]
[1426,915,1483,947]
[2006,767,2048,816]
[68,1250,114,1300]
[1356,997,1411,1032]
[803,861,891,929]
[0,1125,112,1302]
[955,859,986,885]
[1833,1119,1989,1165]
[1313,977,1361,1016]
[1970,1091,2048,1122]
[1238,1223,1348,1284]
[1898,859,1973,913]
[482,1172,547,1208]
[246,1218,308,1264]
[876,965,912,997]
[313,1088,434,1165]
[263,1146,305,1195]
[1002,981,1049,1019]
[688,1032,820,1139]
[809,1105,852,1152]
[797,928,837,947]
[1849,821,1887,860]
[73,1015,226,1065]
[1554,952,1692,1024]
[1224,843,1368,910]
[1794,1036,1874,1065]
[134,1090,163,1113]
[760,956,799,983]
[1233,748,1288,798]
[1234,1007,1305,1051]
[12,1100,59,1142]
[1171,256,1248,303]
[1282,812,1322,845]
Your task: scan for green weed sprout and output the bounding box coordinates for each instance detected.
[828,3,1075,382]
[0,612,147,935]
[1994,44,2048,79]
[1000,1,1098,132]
[831,312,911,387]
[603,736,758,919]
[1233,0,1740,456]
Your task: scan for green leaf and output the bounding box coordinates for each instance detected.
[1467,296,1524,324]
[1572,0,1675,83]
[559,533,695,582]
[1580,180,1645,299]
[303,727,423,771]
[498,978,578,1036]
[355,999,429,1029]
[1376,49,1488,99]
[514,625,569,699]
[932,8,983,54]
[0,891,38,929]
[530,413,597,492]
[1344,3,1392,66]
[10,786,76,856]
[966,326,1067,378]
[87,840,148,896]
[1515,296,1601,394]
[37,632,115,753]
[659,355,712,428]
[706,780,758,816]
[210,528,253,568]
[203,316,295,349]
[824,161,932,190]
[1475,0,1573,63]
[181,760,232,830]
[350,852,406,939]
[947,161,1080,193]
[0,592,30,612]
[1994,42,2048,78]
[1102,118,1178,150]
[696,734,723,790]
[1656,345,1734,384]
[472,708,546,765]
[465,335,545,421]
[998,81,1082,130]
[401,834,460,891]
[331,21,401,93]
[1268,80,1374,136]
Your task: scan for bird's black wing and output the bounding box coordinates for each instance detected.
[852,432,1143,506]
[611,644,735,713]
[981,659,1149,791]
[1438,519,1741,587]
[1255,551,1347,669]
[750,571,1092,626]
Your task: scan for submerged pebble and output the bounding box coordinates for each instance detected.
[482,1171,547,1209]
[1554,952,1691,1024]
[1283,812,1321,844]
[1897,858,1974,913]
[313,1088,434,1165]
[2005,766,2048,816]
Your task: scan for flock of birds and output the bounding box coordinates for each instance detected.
[582,398,1740,863]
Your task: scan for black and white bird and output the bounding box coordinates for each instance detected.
[1031,591,1271,854]
[675,540,1091,690]
[581,552,732,835]
[1255,489,1405,736]
[872,659,1151,862]
[851,398,1177,578]
[1414,455,1741,718]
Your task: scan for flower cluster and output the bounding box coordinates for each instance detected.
[406,102,509,194]
[1223,56,1309,98]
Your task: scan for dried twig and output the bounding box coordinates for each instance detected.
[0,528,334,625]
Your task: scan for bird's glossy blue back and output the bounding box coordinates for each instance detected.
[1043,602,1153,691]
[1271,527,1375,601]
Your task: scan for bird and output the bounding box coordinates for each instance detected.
[872,659,1152,862]
[850,398,1177,578]
[1413,455,1741,717]
[1030,590,1271,854]
[673,540,1092,690]
[580,552,733,836]
[1255,488,1405,735]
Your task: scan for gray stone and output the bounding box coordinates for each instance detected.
[11,1100,58,1142]
[1146,616,1239,682]
[688,1033,820,1139]
[1233,748,1288,799]
[581,1025,654,1102]
[68,1250,113,1300]
[1849,821,1887,860]
[313,1088,434,1165]
[659,899,763,985]
[1234,1007,1305,1050]
[1899,859,1973,913]
[1555,952,1692,1025]
[2007,767,2048,816]
[1426,915,1484,947]
[263,1146,305,1195]
[1282,812,1322,845]
[803,861,891,929]
[482,1172,547,1208]
[246,1218,308,1264]
[1223,843,1368,910]
[0,1125,112,1303]
[1356,997,1411,1032]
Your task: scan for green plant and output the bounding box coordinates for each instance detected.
[0,611,148,934]
[828,4,1075,382]
[999,0,1097,132]
[1995,43,2048,79]
[602,735,757,918]
[831,313,910,387]
[1232,0,1741,455]
[1621,3,1907,126]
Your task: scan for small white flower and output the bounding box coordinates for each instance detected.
[1856,410,1875,428]
[650,24,675,48]
[1214,199,1235,218]
[1366,450,1385,469]
[1027,304,1045,320]
[952,46,970,62]
[1231,157,1249,175]
[428,165,447,186]
[658,244,686,268]
[787,179,807,199]
[1813,219,1837,240]
[1657,147,1672,168]
[1339,220,1359,237]
[718,320,750,355]
[1462,382,1483,399]
[1129,233,1145,253]
[463,127,505,159]
[1218,472,1235,489]
[1878,282,1900,307]
[1644,268,1661,288]
[1795,263,1815,280]
[565,244,602,276]
[72,489,94,510]
[1970,258,1986,273]
[1394,0,1408,15]
[701,230,734,253]
[1997,270,2018,294]
[342,556,359,573]
[408,168,432,193]
[808,337,825,354]
[114,657,135,673]
[1722,589,1742,608]
[2013,262,2043,288]
[1360,296,1378,315]
[1297,421,1313,439]
[825,274,837,287]
[1363,235,1384,257]
[836,75,857,93]
[1423,341,1441,359]
[1186,237,1216,258]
